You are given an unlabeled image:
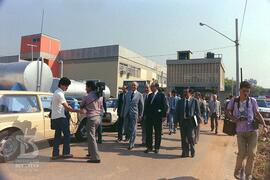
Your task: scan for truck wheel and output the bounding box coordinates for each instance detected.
[0,130,22,161]
[75,119,87,142]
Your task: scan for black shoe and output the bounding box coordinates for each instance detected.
[154,149,159,154]
[51,156,60,160]
[144,149,151,153]
[62,154,73,159]
[86,154,91,158]
[180,154,189,158]
[215,131,218,135]
[169,131,172,135]
[127,146,134,150]
[87,159,101,163]
[191,151,195,158]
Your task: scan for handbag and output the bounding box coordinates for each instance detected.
[223,118,236,136]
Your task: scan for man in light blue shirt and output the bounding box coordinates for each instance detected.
[168,90,180,134]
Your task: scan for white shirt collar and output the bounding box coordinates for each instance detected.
[58,88,65,93]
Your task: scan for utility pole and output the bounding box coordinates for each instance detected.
[235,18,240,95]
[199,18,240,96]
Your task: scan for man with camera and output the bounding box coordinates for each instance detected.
[80,81,104,163]
[226,81,268,180]
[51,77,79,160]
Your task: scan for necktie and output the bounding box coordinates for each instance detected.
[131,92,134,101]
[151,93,156,104]
[185,99,189,118]
[122,93,125,102]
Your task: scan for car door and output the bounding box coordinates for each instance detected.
[40,95,54,139]
[1,94,45,141]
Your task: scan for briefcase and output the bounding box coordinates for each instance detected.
[223,119,236,136]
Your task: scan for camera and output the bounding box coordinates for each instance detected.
[95,81,105,98]
[239,115,248,121]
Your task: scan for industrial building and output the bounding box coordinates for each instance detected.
[0,33,166,97]
[166,51,225,95]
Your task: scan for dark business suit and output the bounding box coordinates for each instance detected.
[144,91,167,150]
[117,92,126,140]
[175,97,201,157]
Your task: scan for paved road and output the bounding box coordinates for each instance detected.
[1,122,237,180]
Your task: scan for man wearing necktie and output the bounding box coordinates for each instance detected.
[168,90,180,135]
[116,85,128,142]
[175,88,201,158]
[144,83,168,154]
[141,84,151,146]
[122,82,144,150]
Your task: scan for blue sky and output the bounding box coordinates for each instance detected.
[0,0,270,87]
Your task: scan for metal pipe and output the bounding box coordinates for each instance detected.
[36,58,40,91]
[39,57,44,91]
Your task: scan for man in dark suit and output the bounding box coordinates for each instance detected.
[144,83,168,154]
[116,85,128,142]
[175,88,201,158]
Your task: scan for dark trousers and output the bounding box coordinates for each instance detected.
[211,113,218,133]
[52,117,70,156]
[180,122,195,156]
[146,116,162,150]
[117,116,124,140]
[96,123,102,143]
[194,123,200,144]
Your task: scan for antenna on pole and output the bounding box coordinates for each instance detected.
[41,9,45,34]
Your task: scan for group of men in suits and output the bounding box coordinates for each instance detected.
[116,82,202,157]
[117,82,167,153]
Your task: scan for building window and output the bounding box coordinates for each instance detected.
[32,38,40,43]
[119,63,128,77]
[119,63,141,78]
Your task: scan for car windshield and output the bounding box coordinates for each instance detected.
[106,99,117,108]
[257,100,270,108]
[0,95,40,113]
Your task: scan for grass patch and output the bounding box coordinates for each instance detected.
[253,128,270,180]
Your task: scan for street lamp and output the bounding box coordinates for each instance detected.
[27,44,38,61]
[199,19,240,96]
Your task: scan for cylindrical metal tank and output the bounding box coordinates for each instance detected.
[50,78,111,99]
[0,61,53,92]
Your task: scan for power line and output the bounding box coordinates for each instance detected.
[192,45,235,53]
[240,0,248,40]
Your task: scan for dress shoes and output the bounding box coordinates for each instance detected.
[127,146,134,150]
[62,154,73,159]
[144,149,152,153]
[87,159,101,163]
[180,154,189,158]
[191,151,195,158]
[154,149,159,154]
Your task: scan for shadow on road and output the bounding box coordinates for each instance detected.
[158,176,199,180]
